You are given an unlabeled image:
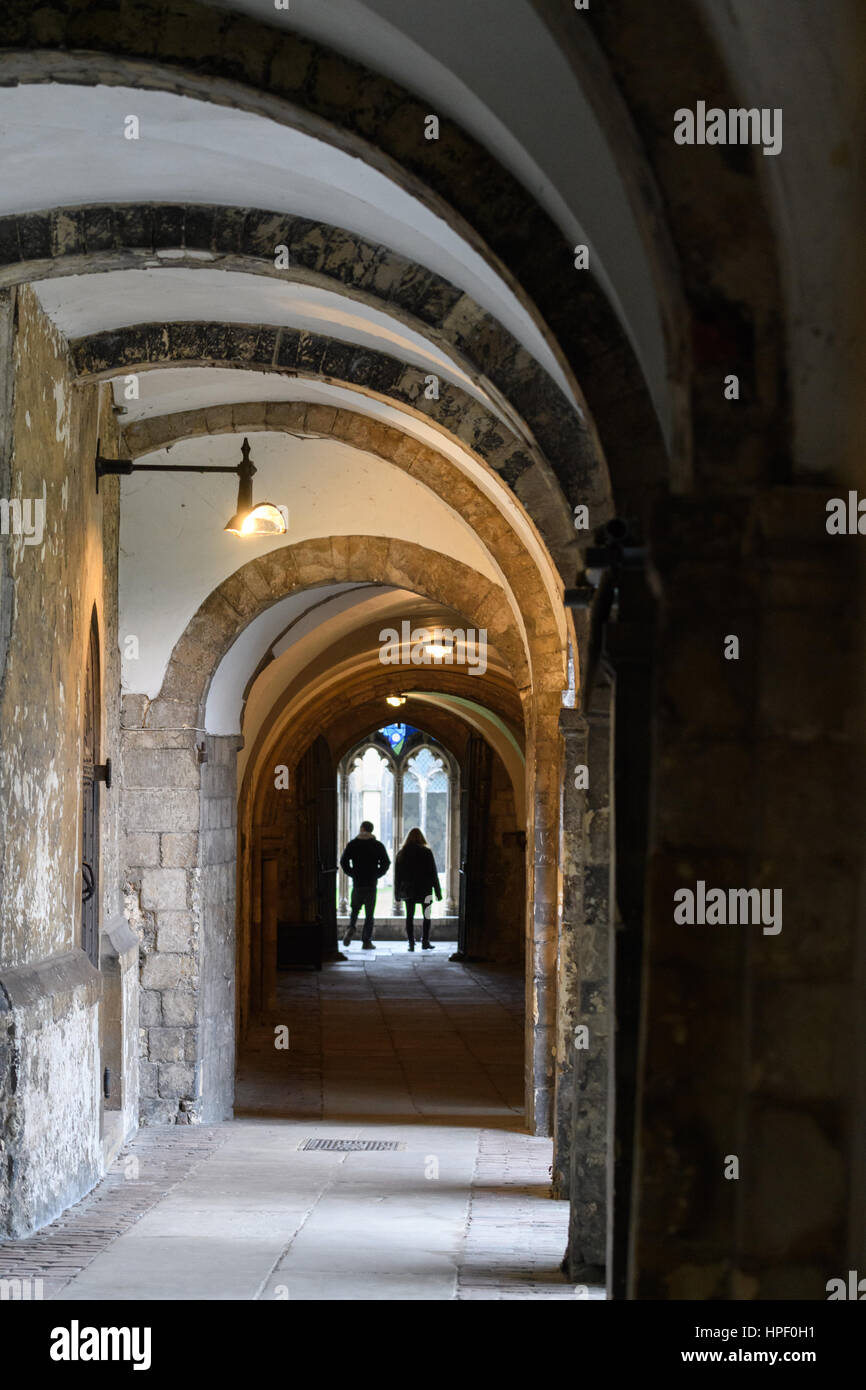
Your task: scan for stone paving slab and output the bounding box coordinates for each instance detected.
[1,954,602,1300]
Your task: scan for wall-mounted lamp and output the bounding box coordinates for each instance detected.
[385,695,406,707]
[95,436,287,538]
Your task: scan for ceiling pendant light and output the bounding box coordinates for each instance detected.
[385,695,407,707]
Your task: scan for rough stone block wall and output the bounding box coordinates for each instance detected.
[0,288,102,967]
[198,735,240,1124]
[1,956,101,1237]
[122,713,238,1125]
[121,702,203,1124]
[0,287,128,1233]
[634,491,862,1299]
[557,682,613,1273]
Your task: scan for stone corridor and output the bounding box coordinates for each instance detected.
[0,953,595,1300]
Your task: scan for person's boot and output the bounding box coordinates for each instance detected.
[406,925,415,952]
[342,925,354,947]
[422,931,435,950]
[361,938,375,950]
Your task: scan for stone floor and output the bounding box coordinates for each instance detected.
[0,946,603,1300]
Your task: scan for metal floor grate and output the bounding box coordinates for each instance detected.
[299,1138,406,1152]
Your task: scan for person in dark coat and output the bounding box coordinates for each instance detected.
[340,820,390,949]
[394,827,442,951]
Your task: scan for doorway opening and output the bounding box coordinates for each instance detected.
[337,729,460,931]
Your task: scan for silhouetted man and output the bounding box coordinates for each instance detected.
[340,821,390,949]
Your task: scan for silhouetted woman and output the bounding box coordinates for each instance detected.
[395,827,442,951]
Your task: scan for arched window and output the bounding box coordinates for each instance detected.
[402,748,449,883]
[343,744,396,901]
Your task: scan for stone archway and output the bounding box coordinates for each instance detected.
[122,536,565,1132]
[238,672,527,1040]
[75,322,584,577]
[119,399,569,680]
[0,201,596,513]
[0,6,672,512]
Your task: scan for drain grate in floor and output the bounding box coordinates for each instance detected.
[299,1138,406,1152]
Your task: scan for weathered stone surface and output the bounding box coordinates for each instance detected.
[155,911,195,955]
[124,789,200,833]
[140,954,186,992]
[158,1063,196,1100]
[161,991,197,1028]
[161,833,199,869]
[140,869,188,912]
[148,1027,186,1063]
[124,832,160,868]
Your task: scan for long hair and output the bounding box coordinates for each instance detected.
[401,827,427,851]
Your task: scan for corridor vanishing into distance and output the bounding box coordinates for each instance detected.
[1,0,863,1318]
[0,952,588,1301]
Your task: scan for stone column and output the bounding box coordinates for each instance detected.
[122,692,240,1127]
[338,769,349,914]
[198,733,242,1124]
[556,680,613,1285]
[391,762,403,914]
[555,706,587,1194]
[629,491,862,1299]
[447,765,460,914]
[121,695,203,1126]
[525,692,563,1135]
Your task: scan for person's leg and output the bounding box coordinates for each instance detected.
[344,887,360,945]
[421,893,435,949]
[361,886,376,946]
[405,900,416,949]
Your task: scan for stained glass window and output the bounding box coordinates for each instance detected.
[379,722,417,756]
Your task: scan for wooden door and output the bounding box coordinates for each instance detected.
[294,736,338,958]
[456,734,492,960]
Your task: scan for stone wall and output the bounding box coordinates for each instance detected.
[631,490,863,1299]
[0,286,129,1235]
[198,734,240,1124]
[122,699,202,1125]
[122,707,239,1125]
[557,682,613,1273]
